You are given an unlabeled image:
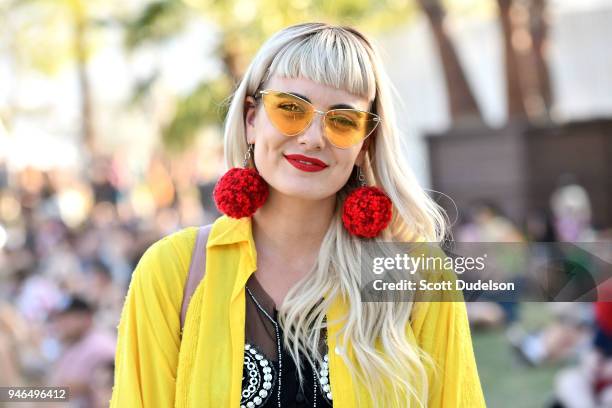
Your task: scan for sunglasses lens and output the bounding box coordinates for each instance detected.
[261,91,313,136]
[260,90,380,148]
[324,110,380,148]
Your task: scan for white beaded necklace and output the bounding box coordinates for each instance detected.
[246,286,324,407]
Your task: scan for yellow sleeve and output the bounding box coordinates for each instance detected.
[110,228,196,408]
[411,269,487,407]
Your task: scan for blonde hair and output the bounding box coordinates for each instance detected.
[223,23,448,407]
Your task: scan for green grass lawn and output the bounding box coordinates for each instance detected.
[472,304,566,408]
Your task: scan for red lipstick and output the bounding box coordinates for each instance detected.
[284,154,328,172]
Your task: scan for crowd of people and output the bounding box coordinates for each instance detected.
[0,151,610,407]
[0,152,220,407]
[455,183,612,407]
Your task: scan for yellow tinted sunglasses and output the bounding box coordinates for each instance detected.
[257,90,381,149]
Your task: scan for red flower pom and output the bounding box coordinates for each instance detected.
[213,168,269,218]
[342,186,392,238]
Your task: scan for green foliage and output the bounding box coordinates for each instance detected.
[161,77,233,151]
[127,0,420,151]
[186,0,418,63]
[5,0,104,75]
[123,0,188,50]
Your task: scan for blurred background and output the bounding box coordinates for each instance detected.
[0,0,611,406]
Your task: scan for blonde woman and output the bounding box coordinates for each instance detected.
[111,23,485,407]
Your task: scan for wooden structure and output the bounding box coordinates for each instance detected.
[426,118,612,229]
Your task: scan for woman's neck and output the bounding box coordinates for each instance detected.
[252,190,335,256]
[251,190,335,291]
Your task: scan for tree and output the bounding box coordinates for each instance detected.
[416,0,483,125]
[495,0,552,122]
[529,0,552,114]
[5,0,119,153]
[123,0,420,151]
[497,0,528,120]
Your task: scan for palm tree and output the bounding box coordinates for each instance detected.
[416,0,483,125]
[497,0,527,120]
[6,0,114,153]
[529,0,552,114]
[123,0,418,151]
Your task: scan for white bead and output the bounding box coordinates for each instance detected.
[327,392,333,400]
[245,344,251,350]
[323,354,329,362]
[260,360,268,367]
[263,373,272,381]
[254,396,262,405]
[255,354,263,360]
[259,389,268,398]
[241,405,246,408]
[320,369,328,377]
[322,362,328,370]
[249,349,257,354]
[323,384,330,392]
[320,376,328,385]
[247,402,255,408]
[263,367,271,374]
[263,382,272,390]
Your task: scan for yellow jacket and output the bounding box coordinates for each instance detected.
[110,215,486,407]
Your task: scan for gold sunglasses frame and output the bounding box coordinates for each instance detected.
[257,90,381,149]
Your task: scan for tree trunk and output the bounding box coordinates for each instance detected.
[73,2,95,153]
[417,0,482,125]
[497,0,527,121]
[530,0,552,113]
[220,33,244,84]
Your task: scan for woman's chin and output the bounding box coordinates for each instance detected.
[269,182,336,202]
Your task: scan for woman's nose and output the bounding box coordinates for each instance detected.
[296,113,326,150]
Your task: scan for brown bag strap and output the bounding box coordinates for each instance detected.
[180,224,212,330]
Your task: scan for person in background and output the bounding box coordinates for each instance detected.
[553,296,612,408]
[91,360,116,408]
[47,296,116,408]
[83,259,124,332]
[509,182,597,367]
[456,200,524,327]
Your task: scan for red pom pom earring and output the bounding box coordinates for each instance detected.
[342,166,392,238]
[213,144,269,218]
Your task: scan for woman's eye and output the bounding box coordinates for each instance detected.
[278,103,303,112]
[330,116,357,128]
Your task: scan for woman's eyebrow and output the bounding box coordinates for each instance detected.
[288,92,356,110]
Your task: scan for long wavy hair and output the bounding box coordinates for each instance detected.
[223,23,448,407]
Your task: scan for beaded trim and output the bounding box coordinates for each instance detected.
[244,286,333,406]
[316,353,333,402]
[240,343,276,408]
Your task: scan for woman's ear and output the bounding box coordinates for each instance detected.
[244,96,258,144]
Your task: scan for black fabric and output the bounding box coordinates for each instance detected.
[243,275,333,407]
[260,321,332,407]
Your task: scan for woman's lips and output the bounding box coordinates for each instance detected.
[284,154,328,172]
